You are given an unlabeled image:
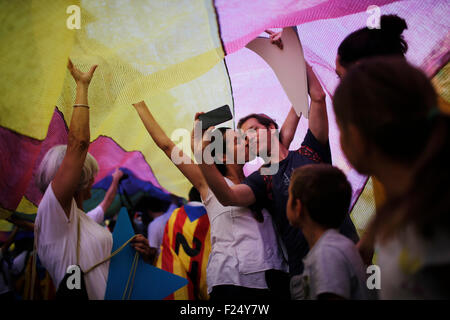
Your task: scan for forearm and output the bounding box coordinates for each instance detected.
[280,106,301,148]
[68,83,90,153]
[134,102,209,198]
[133,101,175,155]
[306,65,328,144]
[7,217,34,232]
[306,64,326,103]
[100,177,120,212]
[198,163,236,206]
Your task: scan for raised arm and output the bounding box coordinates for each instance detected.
[132,101,208,200]
[52,60,97,217]
[98,168,123,212]
[199,163,256,207]
[306,64,328,145]
[195,125,256,207]
[280,106,301,148]
[266,29,302,149]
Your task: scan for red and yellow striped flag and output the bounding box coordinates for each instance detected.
[156,205,210,300]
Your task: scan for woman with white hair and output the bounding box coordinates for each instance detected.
[35,60,155,300]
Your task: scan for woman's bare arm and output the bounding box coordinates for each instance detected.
[132,101,208,200]
[52,60,97,218]
[280,106,301,148]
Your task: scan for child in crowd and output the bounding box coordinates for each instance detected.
[287,164,369,300]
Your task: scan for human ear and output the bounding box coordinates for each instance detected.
[348,124,368,156]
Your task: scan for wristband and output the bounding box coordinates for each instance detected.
[73,104,89,109]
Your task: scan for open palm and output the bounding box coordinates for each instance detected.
[67,59,98,84]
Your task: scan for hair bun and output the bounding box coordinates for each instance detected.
[380,15,407,37]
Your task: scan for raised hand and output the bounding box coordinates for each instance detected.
[67,59,98,85]
[112,168,124,182]
[265,29,283,50]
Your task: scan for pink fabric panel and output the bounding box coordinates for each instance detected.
[0,109,68,210]
[0,108,165,210]
[216,0,400,54]
[88,137,165,191]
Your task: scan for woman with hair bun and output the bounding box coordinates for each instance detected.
[335,14,408,79]
[334,14,409,265]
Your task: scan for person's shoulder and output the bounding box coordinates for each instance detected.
[37,183,71,218]
[321,231,364,266]
[325,230,356,248]
[38,184,57,208]
[151,214,166,225]
[316,231,355,258]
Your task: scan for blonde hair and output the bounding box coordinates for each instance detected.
[35,145,98,193]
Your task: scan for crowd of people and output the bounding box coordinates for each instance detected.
[1,14,449,300]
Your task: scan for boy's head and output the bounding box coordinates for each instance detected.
[287,164,352,229]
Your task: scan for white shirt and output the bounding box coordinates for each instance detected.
[147,203,178,252]
[202,177,288,294]
[376,225,450,299]
[290,229,369,300]
[86,205,105,224]
[35,184,113,300]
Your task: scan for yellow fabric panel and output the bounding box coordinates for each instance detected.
[433,62,450,115]
[0,0,75,139]
[0,208,12,221]
[0,197,37,232]
[432,62,450,105]
[16,196,38,214]
[1,0,232,198]
[199,227,211,301]
[350,177,376,238]
[54,0,231,198]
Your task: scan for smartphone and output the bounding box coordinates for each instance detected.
[198,105,233,130]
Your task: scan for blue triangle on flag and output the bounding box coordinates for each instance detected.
[104,207,188,300]
[184,204,207,222]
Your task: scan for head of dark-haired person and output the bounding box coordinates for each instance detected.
[237,113,281,158]
[287,164,352,230]
[188,187,202,202]
[210,127,250,176]
[333,56,450,240]
[336,14,408,79]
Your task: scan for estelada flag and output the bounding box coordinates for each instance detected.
[156,204,210,300]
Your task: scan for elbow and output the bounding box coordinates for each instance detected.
[67,133,90,153]
[218,198,232,207]
[217,193,234,207]
[159,142,172,154]
[310,89,326,103]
